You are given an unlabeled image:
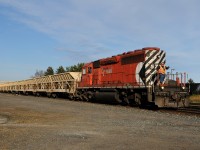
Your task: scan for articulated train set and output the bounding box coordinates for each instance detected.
[0,47,189,108]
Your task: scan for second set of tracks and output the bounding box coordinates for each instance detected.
[177,103,200,115]
[158,103,200,116]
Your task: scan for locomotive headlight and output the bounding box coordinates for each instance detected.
[181,86,185,90]
[160,86,164,90]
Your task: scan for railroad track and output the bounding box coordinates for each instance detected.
[176,103,200,115]
[158,103,200,116]
[189,103,200,108]
[177,107,200,115]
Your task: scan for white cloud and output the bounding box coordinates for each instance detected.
[1,0,199,45]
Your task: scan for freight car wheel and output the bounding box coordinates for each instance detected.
[52,93,57,99]
[135,93,142,106]
[87,91,94,101]
[36,93,40,97]
[47,93,51,98]
[68,95,74,100]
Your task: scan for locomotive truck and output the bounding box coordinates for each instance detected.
[0,47,189,108]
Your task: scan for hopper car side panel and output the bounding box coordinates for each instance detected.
[0,72,81,98]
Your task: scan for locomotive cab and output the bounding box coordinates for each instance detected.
[79,63,93,87]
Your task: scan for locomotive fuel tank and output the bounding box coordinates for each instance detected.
[93,91,122,104]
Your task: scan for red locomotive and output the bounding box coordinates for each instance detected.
[77,47,189,108]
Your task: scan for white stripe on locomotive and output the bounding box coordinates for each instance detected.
[145,50,166,84]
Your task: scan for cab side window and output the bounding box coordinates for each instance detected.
[88,67,92,74]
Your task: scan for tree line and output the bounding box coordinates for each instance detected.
[32,63,84,78]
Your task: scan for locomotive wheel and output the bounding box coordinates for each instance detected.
[76,91,84,101]
[82,94,89,101]
[135,93,142,106]
[115,93,122,104]
[122,97,130,106]
[181,98,189,107]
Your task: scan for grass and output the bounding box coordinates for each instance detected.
[189,95,200,103]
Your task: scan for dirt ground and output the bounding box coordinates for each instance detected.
[0,93,200,150]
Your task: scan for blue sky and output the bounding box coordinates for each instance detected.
[0,0,200,82]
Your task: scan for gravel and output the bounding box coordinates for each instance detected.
[0,93,200,150]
